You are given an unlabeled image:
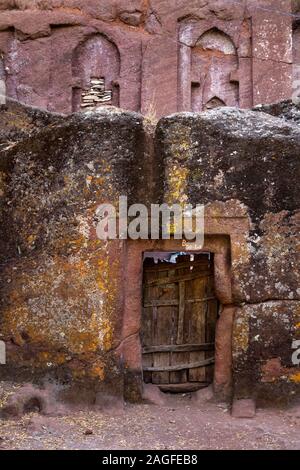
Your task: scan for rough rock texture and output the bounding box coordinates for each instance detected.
[156,106,300,403]
[0,101,152,406]
[0,99,299,410]
[0,0,294,117]
[0,99,64,149]
[156,108,300,304]
[233,301,300,403]
[254,100,300,124]
[293,0,300,13]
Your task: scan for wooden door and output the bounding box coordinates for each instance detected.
[141,254,218,392]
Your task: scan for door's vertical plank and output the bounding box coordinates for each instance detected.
[171,258,190,383]
[170,280,187,383]
[195,258,215,383]
[141,271,154,383]
[169,282,181,383]
[152,269,172,384]
[177,281,185,344]
[188,276,207,382]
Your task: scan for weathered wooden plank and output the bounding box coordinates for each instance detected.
[159,382,210,393]
[176,281,185,344]
[141,304,154,383]
[185,297,215,303]
[144,299,179,307]
[143,342,214,354]
[170,264,191,383]
[188,276,207,382]
[169,303,185,383]
[144,297,216,308]
[144,276,157,384]
[143,259,212,272]
[152,269,174,384]
[145,272,213,286]
[144,357,215,372]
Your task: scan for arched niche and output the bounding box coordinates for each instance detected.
[191,28,239,112]
[197,29,236,55]
[72,34,120,112]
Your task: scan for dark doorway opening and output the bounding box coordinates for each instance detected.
[141,252,219,393]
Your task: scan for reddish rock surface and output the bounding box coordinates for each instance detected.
[0,0,295,117]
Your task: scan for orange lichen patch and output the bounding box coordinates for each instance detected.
[289,372,300,384]
[1,304,31,342]
[47,234,87,254]
[83,162,116,201]
[35,351,67,365]
[27,234,37,245]
[170,163,189,186]
[99,319,113,352]
[90,175,106,186]
[294,307,300,335]
[97,257,110,292]
[261,359,300,385]
[70,367,86,379]
[166,163,189,205]
[1,250,113,355]
[67,329,100,354]
[63,175,71,185]
[164,123,196,205]
[7,348,70,369]
[0,170,8,197]
[0,113,33,131]
[89,361,105,380]
[22,324,52,345]
[64,258,89,279]
[95,247,121,351]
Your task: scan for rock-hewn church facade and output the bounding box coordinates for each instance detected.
[0,0,299,116]
[0,1,299,416]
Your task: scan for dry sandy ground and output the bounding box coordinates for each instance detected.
[0,393,299,450]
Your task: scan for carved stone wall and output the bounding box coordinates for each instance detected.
[0,0,294,117]
[0,99,299,409]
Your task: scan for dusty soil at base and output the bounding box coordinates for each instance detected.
[0,393,299,450]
